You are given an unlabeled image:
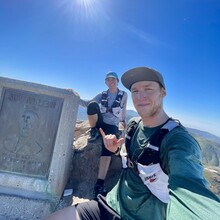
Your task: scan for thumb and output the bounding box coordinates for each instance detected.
[117,138,124,146]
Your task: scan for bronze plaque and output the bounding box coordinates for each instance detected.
[0,88,63,178]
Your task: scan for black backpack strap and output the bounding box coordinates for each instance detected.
[125,117,142,156]
[112,90,124,108]
[101,91,108,107]
[136,118,180,173]
[150,118,180,147]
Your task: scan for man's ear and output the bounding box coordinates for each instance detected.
[162,88,166,97]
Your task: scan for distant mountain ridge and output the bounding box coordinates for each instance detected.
[187,127,220,144]
[76,108,220,197]
[77,107,220,142]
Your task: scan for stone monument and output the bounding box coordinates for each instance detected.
[0,76,79,219]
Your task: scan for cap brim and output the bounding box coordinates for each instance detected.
[106,75,117,79]
[105,75,119,82]
[121,66,165,90]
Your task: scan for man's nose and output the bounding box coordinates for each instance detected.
[137,91,147,99]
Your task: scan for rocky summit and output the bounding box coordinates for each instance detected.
[56,120,220,212]
[56,120,122,210]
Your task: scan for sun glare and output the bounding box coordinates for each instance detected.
[55,0,108,41]
[77,0,95,8]
[57,0,98,15]
[67,0,99,20]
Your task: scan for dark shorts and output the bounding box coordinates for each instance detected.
[76,195,122,220]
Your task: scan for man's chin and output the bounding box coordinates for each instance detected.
[136,108,153,118]
[136,109,145,117]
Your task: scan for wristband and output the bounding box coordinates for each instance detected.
[114,147,120,155]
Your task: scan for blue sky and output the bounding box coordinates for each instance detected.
[0,0,220,137]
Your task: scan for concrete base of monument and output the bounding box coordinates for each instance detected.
[0,195,53,220]
[0,77,80,220]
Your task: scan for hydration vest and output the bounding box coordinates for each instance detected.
[123,117,180,171]
[100,89,124,118]
[120,117,180,203]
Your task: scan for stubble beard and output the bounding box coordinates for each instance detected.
[136,102,162,119]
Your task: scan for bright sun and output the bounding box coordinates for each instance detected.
[57,0,100,26]
[77,0,94,7]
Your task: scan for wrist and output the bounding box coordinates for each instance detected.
[114,147,120,155]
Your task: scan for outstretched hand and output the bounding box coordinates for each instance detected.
[99,128,124,153]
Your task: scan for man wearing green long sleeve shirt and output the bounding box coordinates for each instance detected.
[44,66,220,220]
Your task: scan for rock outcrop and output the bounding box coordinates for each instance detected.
[57,120,122,209]
[72,120,122,198]
[56,120,220,211]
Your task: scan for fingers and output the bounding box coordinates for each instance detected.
[117,138,124,146]
[99,128,124,153]
[99,128,105,137]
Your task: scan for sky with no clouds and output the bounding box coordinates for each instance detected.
[0,0,220,136]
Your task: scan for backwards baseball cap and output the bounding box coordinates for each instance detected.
[121,66,165,90]
[105,71,119,82]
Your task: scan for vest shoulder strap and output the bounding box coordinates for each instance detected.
[125,118,180,173]
[112,90,124,108]
[149,119,180,150]
[101,91,108,107]
[125,117,142,155]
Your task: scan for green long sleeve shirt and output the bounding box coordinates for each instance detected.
[106,120,220,220]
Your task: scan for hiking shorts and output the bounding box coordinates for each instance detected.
[76,195,122,220]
